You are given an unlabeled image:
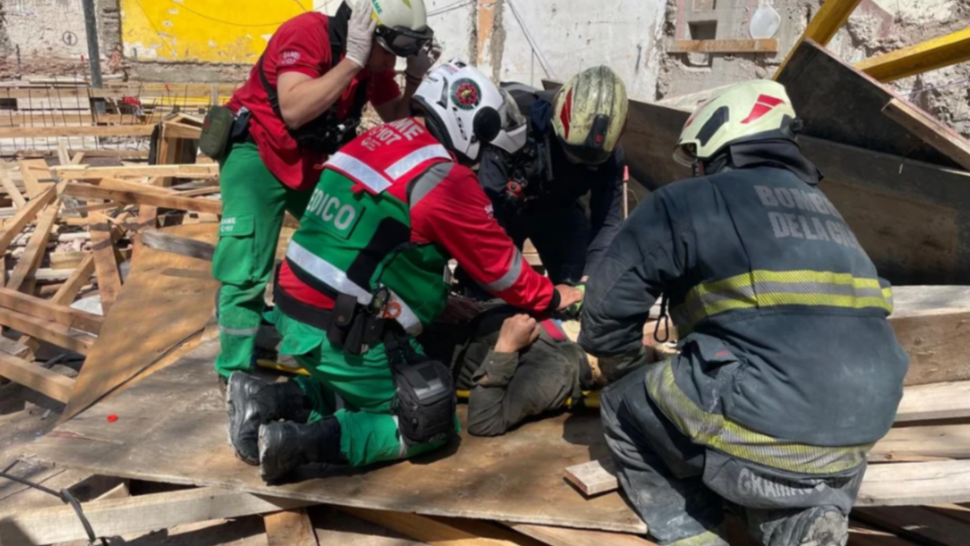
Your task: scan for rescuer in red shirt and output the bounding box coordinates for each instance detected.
[213,1,439,388]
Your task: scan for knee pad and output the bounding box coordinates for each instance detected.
[391,358,457,446]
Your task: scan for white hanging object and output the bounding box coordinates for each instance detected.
[750,1,782,39]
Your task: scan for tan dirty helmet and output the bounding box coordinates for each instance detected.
[552,66,629,165]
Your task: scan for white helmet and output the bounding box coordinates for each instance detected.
[364,0,433,57]
[412,60,522,164]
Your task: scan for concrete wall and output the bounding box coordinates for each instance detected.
[3,0,90,63]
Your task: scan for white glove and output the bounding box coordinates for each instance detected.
[405,38,442,81]
[346,1,377,69]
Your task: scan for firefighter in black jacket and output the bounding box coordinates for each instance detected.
[475,66,628,285]
[579,81,908,546]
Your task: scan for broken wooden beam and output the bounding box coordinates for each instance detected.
[62,182,223,215]
[0,487,313,546]
[670,39,778,54]
[0,352,74,403]
[87,213,123,315]
[0,186,57,255]
[0,306,95,355]
[0,287,103,334]
[52,163,219,181]
[0,124,155,139]
[140,229,216,261]
[264,508,319,546]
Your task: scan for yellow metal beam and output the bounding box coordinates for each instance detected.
[856,27,970,82]
[773,0,863,79]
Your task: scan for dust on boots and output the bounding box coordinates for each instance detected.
[258,418,344,482]
[225,371,312,465]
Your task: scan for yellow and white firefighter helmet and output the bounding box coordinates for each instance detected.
[552,66,628,165]
[674,80,797,167]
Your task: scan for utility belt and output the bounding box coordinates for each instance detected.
[273,268,387,356]
[273,267,457,446]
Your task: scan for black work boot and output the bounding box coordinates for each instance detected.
[257,418,343,482]
[226,372,310,466]
[747,506,848,546]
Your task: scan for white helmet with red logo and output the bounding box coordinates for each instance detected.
[674,80,798,167]
[411,59,522,165]
[552,66,628,165]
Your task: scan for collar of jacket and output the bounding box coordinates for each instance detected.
[707,139,823,186]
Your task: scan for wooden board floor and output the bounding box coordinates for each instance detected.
[25,339,648,534]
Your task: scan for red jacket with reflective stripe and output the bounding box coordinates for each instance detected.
[279,119,559,317]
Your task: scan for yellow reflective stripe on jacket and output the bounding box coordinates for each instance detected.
[675,270,893,329]
[645,360,871,474]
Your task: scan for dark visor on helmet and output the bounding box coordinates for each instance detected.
[375,25,433,57]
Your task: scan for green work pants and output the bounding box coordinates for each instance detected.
[272,307,460,467]
[213,142,313,379]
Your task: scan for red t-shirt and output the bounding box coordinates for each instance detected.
[227,12,402,191]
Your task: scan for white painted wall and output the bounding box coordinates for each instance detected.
[476,0,666,100]
[5,0,89,59]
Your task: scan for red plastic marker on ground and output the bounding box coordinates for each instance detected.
[107,414,118,423]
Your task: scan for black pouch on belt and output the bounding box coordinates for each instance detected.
[199,105,235,160]
[386,333,457,446]
[326,293,358,351]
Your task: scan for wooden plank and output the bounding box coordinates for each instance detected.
[0,124,155,139]
[63,182,223,215]
[52,163,218,180]
[508,524,658,546]
[0,306,95,354]
[56,141,71,166]
[61,223,221,421]
[6,199,60,291]
[854,506,970,546]
[0,486,313,546]
[670,39,777,54]
[30,339,647,534]
[0,287,103,334]
[265,508,319,546]
[883,98,970,172]
[51,253,95,305]
[140,229,215,261]
[896,381,970,422]
[0,351,74,402]
[1,199,53,249]
[891,308,970,386]
[773,0,863,78]
[857,27,970,82]
[87,213,123,315]
[848,524,922,546]
[17,159,46,197]
[857,460,970,506]
[870,425,970,462]
[341,507,546,546]
[564,459,618,497]
[777,40,958,168]
[162,122,204,140]
[0,166,25,208]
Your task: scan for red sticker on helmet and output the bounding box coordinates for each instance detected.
[741,94,785,125]
[451,79,482,111]
[560,89,573,140]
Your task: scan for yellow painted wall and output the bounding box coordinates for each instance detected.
[120,0,315,63]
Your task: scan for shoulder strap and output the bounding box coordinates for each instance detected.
[257,8,350,121]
